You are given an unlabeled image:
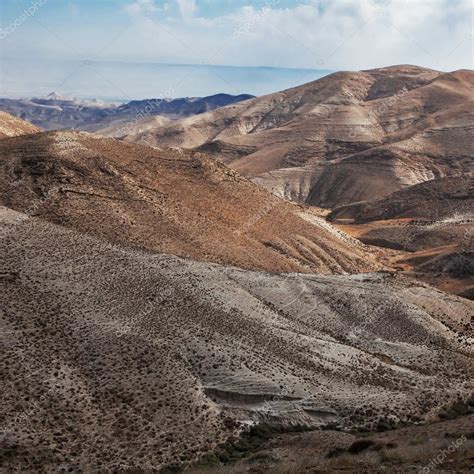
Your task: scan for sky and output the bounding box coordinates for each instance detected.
[0,0,472,99]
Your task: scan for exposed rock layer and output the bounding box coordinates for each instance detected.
[129,66,474,209]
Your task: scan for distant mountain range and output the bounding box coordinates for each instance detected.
[0,92,254,133]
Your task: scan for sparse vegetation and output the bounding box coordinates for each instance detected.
[194,423,315,469]
[1,65,473,472]
[438,395,474,420]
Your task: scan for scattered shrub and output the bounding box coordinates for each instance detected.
[347,439,376,454]
[326,447,346,458]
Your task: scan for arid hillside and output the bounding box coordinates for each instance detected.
[0,111,39,139]
[329,175,473,299]
[124,64,471,302]
[1,64,473,473]
[0,131,380,274]
[127,65,473,209]
[2,206,472,471]
[328,175,473,223]
[193,415,474,473]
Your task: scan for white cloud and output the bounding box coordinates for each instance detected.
[8,0,470,73]
[124,0,167,16]
[118,0,472,71]
[176,0,196,19]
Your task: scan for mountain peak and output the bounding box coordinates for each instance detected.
[128,66,473,209]
[46,92,72,101]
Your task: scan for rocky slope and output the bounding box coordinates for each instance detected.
[128,65,474,209]
[0,111,39,139]
[328,175,474,223]
[329,175,474,299]
[1,206,472,471]
[0,131,380,274]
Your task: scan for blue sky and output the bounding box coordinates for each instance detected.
[1,0,472,69]
[0,1,472,99]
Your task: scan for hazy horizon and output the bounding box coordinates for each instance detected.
[0,57,332,101]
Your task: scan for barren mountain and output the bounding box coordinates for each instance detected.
[0,131,380,274]
[2,206,472,471]
[128,65,473,209]
[0,111,39,139]
[0,93,253,132]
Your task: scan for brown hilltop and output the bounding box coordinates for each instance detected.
[0,130,381,274]
[0,111,40,139]
[126,65,473,209]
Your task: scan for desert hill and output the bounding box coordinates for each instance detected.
[1,64,473,472]
[329,175,473,299]
[1,206,472,471]
[0,131,380,274]
[127,65,474,209]
[328,175,474,223]
[0,111,39,139]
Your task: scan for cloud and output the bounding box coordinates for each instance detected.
[118,0,472,71]
[4,0,472,73]
[124,0,168,16]
[176,0,196,19]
